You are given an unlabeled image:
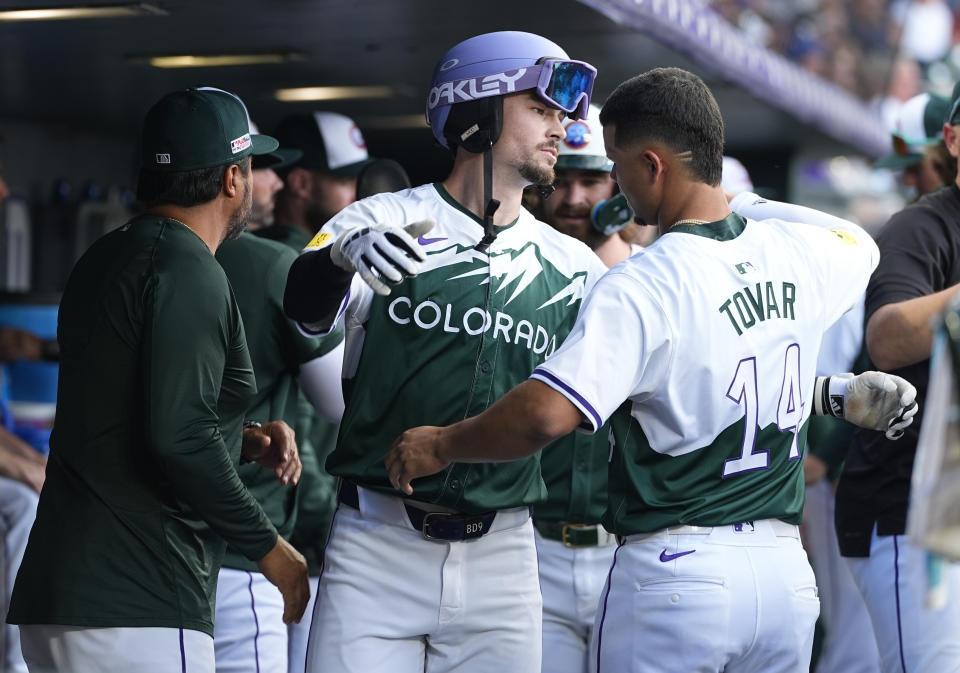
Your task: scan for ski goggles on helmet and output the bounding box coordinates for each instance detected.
[533,59,596,120]
[426,58,596,120]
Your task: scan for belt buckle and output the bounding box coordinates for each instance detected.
[421,512,451,541]
[561,523,597,548]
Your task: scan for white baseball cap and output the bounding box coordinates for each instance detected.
[272,111,373,176]
[556,104,612,172]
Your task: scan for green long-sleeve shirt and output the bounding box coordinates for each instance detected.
[8,216,277,636]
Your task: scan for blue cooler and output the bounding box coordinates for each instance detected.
[0,292,60,453]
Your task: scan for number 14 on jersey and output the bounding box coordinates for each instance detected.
[723,344,804,478]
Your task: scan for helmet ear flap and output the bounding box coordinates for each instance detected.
[443,97,504,154]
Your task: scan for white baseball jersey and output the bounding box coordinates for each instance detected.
[533,206,878,535]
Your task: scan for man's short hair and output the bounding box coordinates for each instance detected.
[137,156,250,208]
[600,68,724,185]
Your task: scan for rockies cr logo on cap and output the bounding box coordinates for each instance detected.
[563,121,590,149]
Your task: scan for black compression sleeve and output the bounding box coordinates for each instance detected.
[283,247,354,329]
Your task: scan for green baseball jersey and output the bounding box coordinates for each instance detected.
[255,222,312,251]
[8,215,277,636]
[534,427,611,524]
[257,221,341,574]
[216,232,342,572]
[302,183,607,512]
[533,210,878,535]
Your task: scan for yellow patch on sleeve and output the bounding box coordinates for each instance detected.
[305,231,333,250]
[829,229,858,245]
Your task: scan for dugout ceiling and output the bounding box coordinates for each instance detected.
[0,0,884,172]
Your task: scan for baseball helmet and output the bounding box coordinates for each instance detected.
[426,31,596,152]
[557,104,612,172]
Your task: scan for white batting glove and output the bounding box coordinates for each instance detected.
[330,219,436,296]
[813,372,919,440]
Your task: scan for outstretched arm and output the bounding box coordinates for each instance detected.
[386,380,583,495]
[867,284,960,370]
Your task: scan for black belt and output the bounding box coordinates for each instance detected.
[534,519,609,548]
[338,481,497,542]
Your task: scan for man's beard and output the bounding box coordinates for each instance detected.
[249,199,275,229]
[548,204,595,244]
[518,160,554,187]
[222,182,251,243]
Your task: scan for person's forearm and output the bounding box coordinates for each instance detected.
[154,427,278,560]
[283,247,353,329]
[438,380,582,463]
[867,285,960,369]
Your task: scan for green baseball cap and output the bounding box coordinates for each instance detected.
[141,87,279,172]
[876,92,950,169]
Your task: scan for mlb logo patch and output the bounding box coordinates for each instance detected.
[230,133,252,154]
[155,153,171,165]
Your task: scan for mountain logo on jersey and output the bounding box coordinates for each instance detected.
[383,240,588,358]
[442,243,588,309]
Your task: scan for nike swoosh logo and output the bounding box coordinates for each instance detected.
[418,236,447,245]
[659,549,696,562]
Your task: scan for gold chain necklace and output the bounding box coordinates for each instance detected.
[673,218,709,227]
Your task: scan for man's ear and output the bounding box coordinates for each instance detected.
[285,167,313,199]
[944,124,960,159]
[641,149,665,183]
[222,164,243,198]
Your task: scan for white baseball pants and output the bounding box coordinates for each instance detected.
[286,575,318,673]
[214,568,286,673]
[803,480,881,673]
[592,519,820,673]
[846,529,960,673]
[19,625,213,673]
[535,530,616,673]
[305,486,541,673]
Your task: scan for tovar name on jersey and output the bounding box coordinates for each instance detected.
[719,281,796,336]
[387,296,560,357]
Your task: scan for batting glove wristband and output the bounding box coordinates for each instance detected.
[813,371,919,440]
[330,219,436,296]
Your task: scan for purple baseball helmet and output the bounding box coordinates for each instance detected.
[426,31,597,149]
